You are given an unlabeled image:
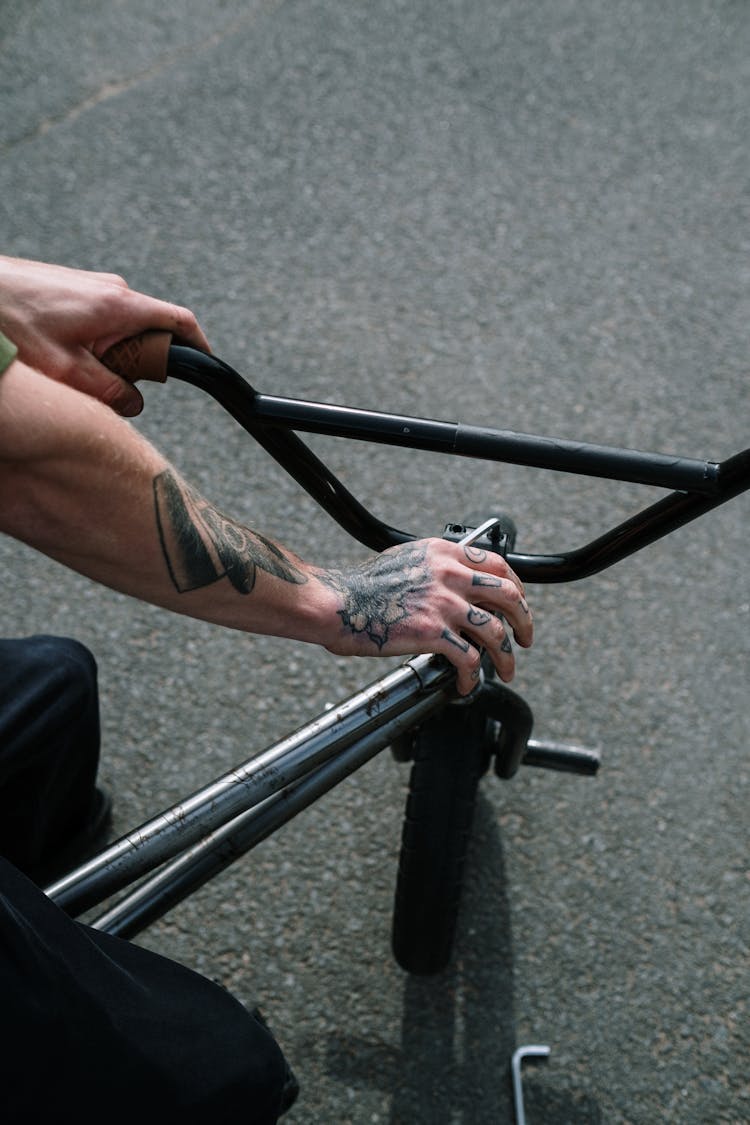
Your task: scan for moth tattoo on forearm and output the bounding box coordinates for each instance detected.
[154,470,307,594]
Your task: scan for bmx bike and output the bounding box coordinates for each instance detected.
[44,336,750,980]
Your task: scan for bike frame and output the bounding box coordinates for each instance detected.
[45,346,750,940]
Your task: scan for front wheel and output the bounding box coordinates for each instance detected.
[391,704,490,975]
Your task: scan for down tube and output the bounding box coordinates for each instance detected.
[47,654,454,917]
[90,688,447,939]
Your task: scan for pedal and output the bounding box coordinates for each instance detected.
[521,738,600,776]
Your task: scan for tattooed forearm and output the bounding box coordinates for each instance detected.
[153,470,307,594]
[318,544,430,649]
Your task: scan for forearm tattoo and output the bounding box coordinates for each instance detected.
[154,470,307,594]
[319,544,430,649]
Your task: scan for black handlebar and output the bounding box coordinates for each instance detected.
[165,346,750,582]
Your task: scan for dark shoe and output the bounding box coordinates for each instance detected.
[31,786,113,886]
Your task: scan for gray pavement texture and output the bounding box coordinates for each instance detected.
[1,0,749,1121]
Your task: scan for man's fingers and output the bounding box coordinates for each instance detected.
[423,539,535,692]
[452,543,532,643]
[469,572,533,648]
[98,372,145,417]
[168,305,211,352]
[59,348,145,416]
[440,612,518,694]
[91,286,211,358]
[480,613,516,683]
[460,540,526,596]
[440,628,485,695]
[134,294,211,353]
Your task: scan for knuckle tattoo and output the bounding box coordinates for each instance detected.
[467,606,492,626]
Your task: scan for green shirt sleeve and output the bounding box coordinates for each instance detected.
[0,330,18,374]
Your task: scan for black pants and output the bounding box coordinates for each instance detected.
[0,636,286,1122]
[0,634,101,873]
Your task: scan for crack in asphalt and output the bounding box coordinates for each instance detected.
[3,0,287,152]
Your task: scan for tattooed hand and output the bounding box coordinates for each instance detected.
[145,465,530,691]
[316,538,533,695]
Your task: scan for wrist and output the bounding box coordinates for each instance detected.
[290,570,347,650]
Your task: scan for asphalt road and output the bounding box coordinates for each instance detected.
[2,2,748,1121]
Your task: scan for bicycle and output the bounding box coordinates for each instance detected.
[44,333,750,982]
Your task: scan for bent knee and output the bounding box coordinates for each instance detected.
[20,635,98,717]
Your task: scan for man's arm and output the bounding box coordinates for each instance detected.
[0,360,532,694]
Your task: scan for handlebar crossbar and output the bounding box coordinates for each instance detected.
[247,394,721,494]
[165,346,749,581]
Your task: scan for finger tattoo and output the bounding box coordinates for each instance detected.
[464,545,487,563]
[472,572,503,588]
[441,628,471,654]
[467,607,492,627]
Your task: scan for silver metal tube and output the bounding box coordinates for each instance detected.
[46,654,453,915]
[90,688,446,937]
